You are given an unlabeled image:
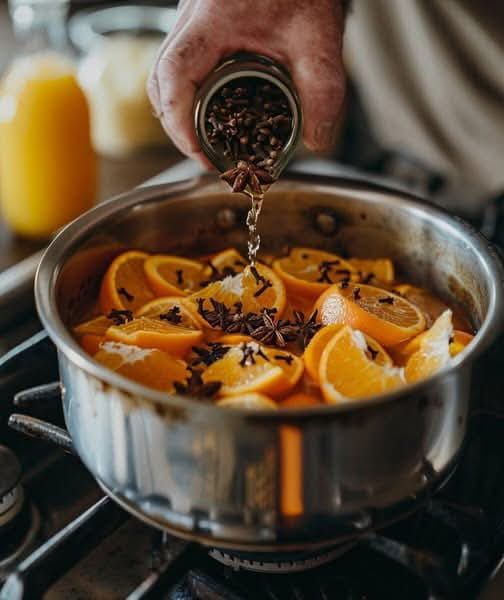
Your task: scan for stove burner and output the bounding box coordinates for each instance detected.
[0,446,40,581]
[208,542,356,573]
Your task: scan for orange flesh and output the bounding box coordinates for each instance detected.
[75,248,475,408]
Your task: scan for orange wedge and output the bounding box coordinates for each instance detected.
[349,258,394,284]
[136,296,202,328]
[187,263,286,325]
[315,282,426,347]
[280,392,321,408]
[303,323,392,382]
[79,334,105,355]
[144,255,205,297]
[74,315,112,337]
[74,315,113,356]
[217,393,277,410]
[405,310,454,383]
[319,326,405,403]
[99,250,154,315]
[449,330,474,356]
[273,247,357,299]
[201,342,302,397]
[105,316,203,357]
[391,327,474,365]
[94,341,188,391]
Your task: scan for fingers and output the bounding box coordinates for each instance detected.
[148,25,222,160]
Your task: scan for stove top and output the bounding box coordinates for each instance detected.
[0,159,503,599]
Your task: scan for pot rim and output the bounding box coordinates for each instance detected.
[35,173,504,421]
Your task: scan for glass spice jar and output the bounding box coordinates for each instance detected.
[193,53,302,179]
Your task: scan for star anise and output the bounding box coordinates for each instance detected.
[221,160,276,194]
[107,309,133,325]
[173,368,222,398]
[223,302,250,333]
[159,306,182,324]
[248,310,297,347]
[191,343,230,367]
[292,310,322,350]
[196,298,230,329]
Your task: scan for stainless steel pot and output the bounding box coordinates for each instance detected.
[35,173,504,552]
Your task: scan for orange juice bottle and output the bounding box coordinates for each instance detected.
[0,0,96,239]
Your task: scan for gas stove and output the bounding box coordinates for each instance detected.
[0,159,503,599]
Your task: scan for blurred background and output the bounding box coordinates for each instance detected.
[0,0,182,270]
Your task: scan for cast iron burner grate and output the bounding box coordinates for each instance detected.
[1,330,504,599]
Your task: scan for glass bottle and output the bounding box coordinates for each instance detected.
[0,0,96,239]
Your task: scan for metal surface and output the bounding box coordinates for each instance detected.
[0,251,43,329]
[8,415,74,454]
[34,174,504,551]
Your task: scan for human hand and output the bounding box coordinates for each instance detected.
[148,0,346,167]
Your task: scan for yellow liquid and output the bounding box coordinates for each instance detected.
[0,53,96,238]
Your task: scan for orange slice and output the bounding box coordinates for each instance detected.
[136,296,202,328]
[315,282,426,347]
[217,393,277,410]
[319,326,405,403]
[204,248,247,278]
[303,323,392,382]
[94,341,189,392]
[105,316,203,357]
[201,342,302,397]
[394,283,473,332]
[273,248,357,299]
[144,255,205,297]
[405,310,454,383]
[349,258,394,284]
[393,284,450,328]
[187,263,286,326]
[99,250,154,315]
[280,392,321,408]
